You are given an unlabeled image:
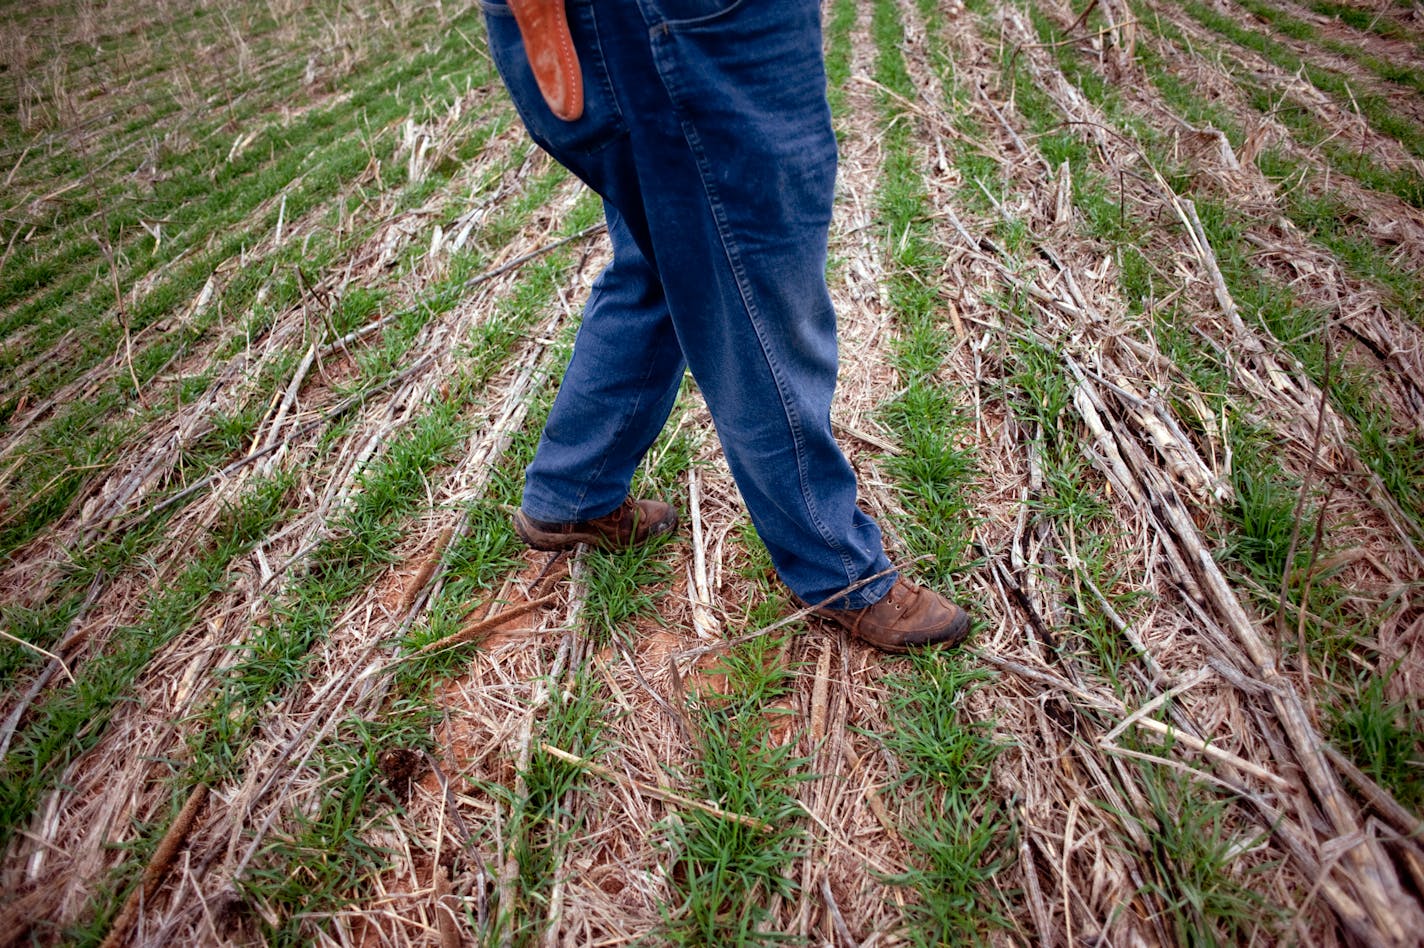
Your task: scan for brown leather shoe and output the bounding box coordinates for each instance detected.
[513,497,677,552]
[810,577,969,653]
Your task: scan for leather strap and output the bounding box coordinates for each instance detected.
[506,0,584,121]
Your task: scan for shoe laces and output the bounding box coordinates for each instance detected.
[591,498,632,526]
[880,578,911,612]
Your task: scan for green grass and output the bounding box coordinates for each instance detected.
[866,0,1014,937]
[0,146,559,705]
[194,194,613,943]
[489,667,608,946]
[0,4,499,447]
[1192,196,1424,532]
[1126,9,1424,326]
[950,3,1159,687]
[215,709,439,948]
[1014,0,1424,536]
[580,539,675,645]
[0,472,294,857]
[1232,0,1424,96]
[1179,0,1424,162]
[933,1,1416,936]
[871,0,983,591]
[1257,160,1424,321]
[196,403,470,777]
[1329,667,1424,812]
[1125,3,1424,209]
[825,0,858,121]
[71,400,472,942]
[0,165,602,940]
[657,542,810,945]
[659,648,809,944]
[1301,0,1424,48]
[878,655,1011,942]
[1013,0,1419,828]
[1128,763,1281,944]
[1221,446,1312,586]
[0,22,507,568]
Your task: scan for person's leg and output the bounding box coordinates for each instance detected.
[606,0,897,607]
[487,0,892,604]
[481,2,685,524]
[519,206,686,523]
[615,4,968,642]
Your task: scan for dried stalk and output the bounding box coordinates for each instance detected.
[99,784,208,948]
[686,468,720,639]
[539,742,773,832]
[417,593,561,656]
[256,341,318,475]
[0,629,74,685]
[398,525,455,615]
[1324,744,1424,844]
[671,560,916,664]
[1139,460,1423,943]
[820,876,861,948]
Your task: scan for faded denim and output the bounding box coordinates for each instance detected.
[481,0,896,608]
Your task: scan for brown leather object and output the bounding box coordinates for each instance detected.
[506,0,584,122]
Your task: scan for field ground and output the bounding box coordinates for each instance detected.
[2,0,1423,944]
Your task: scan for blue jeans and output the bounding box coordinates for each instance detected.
[481,0,896,608]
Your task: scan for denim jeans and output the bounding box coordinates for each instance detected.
[481,0,896,608]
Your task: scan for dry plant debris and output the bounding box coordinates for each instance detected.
[1,0,1423,944]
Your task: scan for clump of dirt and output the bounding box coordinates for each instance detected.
[378,747,427,803]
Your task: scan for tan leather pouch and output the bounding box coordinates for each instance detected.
[506,0,584,121]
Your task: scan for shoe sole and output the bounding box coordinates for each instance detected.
[865,609,970,653]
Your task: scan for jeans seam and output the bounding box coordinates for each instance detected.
[567,283,661,519]
[648,0,747,31]
[671,113,859,590]
[645,13,866,597]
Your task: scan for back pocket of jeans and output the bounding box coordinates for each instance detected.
[480,0,627,156]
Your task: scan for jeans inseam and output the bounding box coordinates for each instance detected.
[670,109,862,592]
[566,282,666,520]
